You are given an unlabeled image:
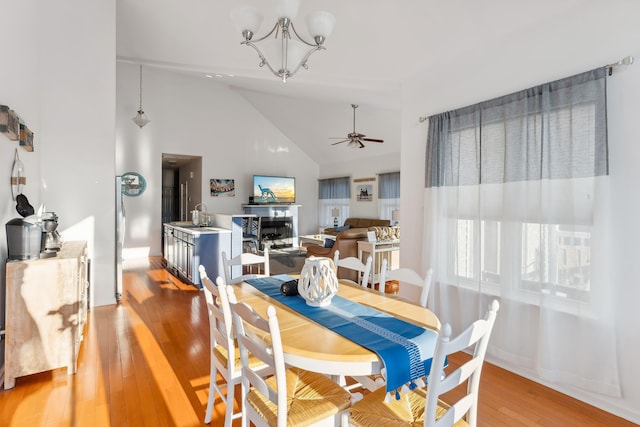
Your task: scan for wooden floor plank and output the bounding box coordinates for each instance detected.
[0,256,636,426]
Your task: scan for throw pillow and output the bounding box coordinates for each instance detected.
[334,224,351,233]
[324,238,335,248]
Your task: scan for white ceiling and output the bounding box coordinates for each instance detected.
[117,0,586,165]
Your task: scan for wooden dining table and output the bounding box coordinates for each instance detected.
[231,277,441,377]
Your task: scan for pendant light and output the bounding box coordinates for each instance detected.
[132,65,150,128]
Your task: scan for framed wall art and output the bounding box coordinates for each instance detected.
[356,184,373,201]
[210,178,235,197]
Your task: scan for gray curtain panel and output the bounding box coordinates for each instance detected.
[425,67,608,188]
[319,176,350,199]
[378,171,400,199]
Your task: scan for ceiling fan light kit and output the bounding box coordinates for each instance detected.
[331,104,384,148]
[231,0,336,83]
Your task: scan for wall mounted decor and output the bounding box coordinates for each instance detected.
[356,184,373,201]
[121,172,147,197]
[10,148,26,200]
[19,123,34,151]
[210,178,235,197]
[0,105,19,140]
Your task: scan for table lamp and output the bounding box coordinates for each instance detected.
[331,208,340,227]
[392,210,400,225]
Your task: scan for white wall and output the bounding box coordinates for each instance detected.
[319,153,400,219]
[0,2,115,302]
[116,63,320,256]
[0,0,41,368]
[38,1,116,309]
[400,1,640,422]
[0,0,115,369]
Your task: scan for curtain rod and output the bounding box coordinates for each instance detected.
[606,55,634,76]
[417,54,634,123]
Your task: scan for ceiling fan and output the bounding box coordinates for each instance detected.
[330,104,384,148]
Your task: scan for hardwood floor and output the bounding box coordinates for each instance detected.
[0,256,636,426]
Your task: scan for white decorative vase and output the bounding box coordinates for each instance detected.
[298,256,339,307]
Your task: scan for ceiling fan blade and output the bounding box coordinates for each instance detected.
[362,138,384,143]
[331,139,349,145]
[358,141,365,148]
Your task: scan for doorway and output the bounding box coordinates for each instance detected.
[161,153,202,223]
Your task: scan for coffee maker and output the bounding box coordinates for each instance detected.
[41,211,62,255]
[6,216,45,260]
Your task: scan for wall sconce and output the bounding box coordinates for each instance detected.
[10,148,26,200]
[331,208,340,227]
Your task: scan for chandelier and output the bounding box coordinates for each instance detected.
[132,65,150,128]
[231,0,336,83]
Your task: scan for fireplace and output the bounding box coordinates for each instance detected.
[242,204,300,250]
[260,216,293,249]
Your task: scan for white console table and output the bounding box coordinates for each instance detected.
[357,240,400,285]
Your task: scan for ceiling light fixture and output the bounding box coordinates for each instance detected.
[230,0,336,83]
[132,65,150,128]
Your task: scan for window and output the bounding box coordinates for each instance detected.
[318,177,350,228]
[378,171,400,221]
[428,68,607,307]
[424,66,619,396]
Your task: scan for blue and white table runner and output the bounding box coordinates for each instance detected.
[245,275,439,397]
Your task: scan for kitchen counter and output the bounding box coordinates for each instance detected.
[167,222,232,235]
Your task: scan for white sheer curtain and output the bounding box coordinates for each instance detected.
[378,171,400,221]
[423,68,620,396]
[318,177,350,228]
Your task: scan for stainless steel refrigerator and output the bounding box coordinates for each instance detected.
[115,176,125,302]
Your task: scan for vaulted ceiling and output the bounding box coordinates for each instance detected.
[117,0,587,165]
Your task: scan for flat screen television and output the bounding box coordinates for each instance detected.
[252,175,295,204]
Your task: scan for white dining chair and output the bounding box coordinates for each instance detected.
[379,259,433,307]
[333,249,372,287]
[349,299,501,427]
[222,248,269,285]
[227,287,352,427]
[199,265,269,426]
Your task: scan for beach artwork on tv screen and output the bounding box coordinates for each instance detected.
[253,175,295,204]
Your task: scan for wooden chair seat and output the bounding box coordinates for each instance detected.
[349,387,469,427]
[247,367,352,427]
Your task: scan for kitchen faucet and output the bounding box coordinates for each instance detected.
[193,203,209,226]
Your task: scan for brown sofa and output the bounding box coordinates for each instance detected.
[307,218,392,280]
[305,228,370,281]
[323,217,390,236]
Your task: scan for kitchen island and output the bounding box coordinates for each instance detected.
[163,222,231,287]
